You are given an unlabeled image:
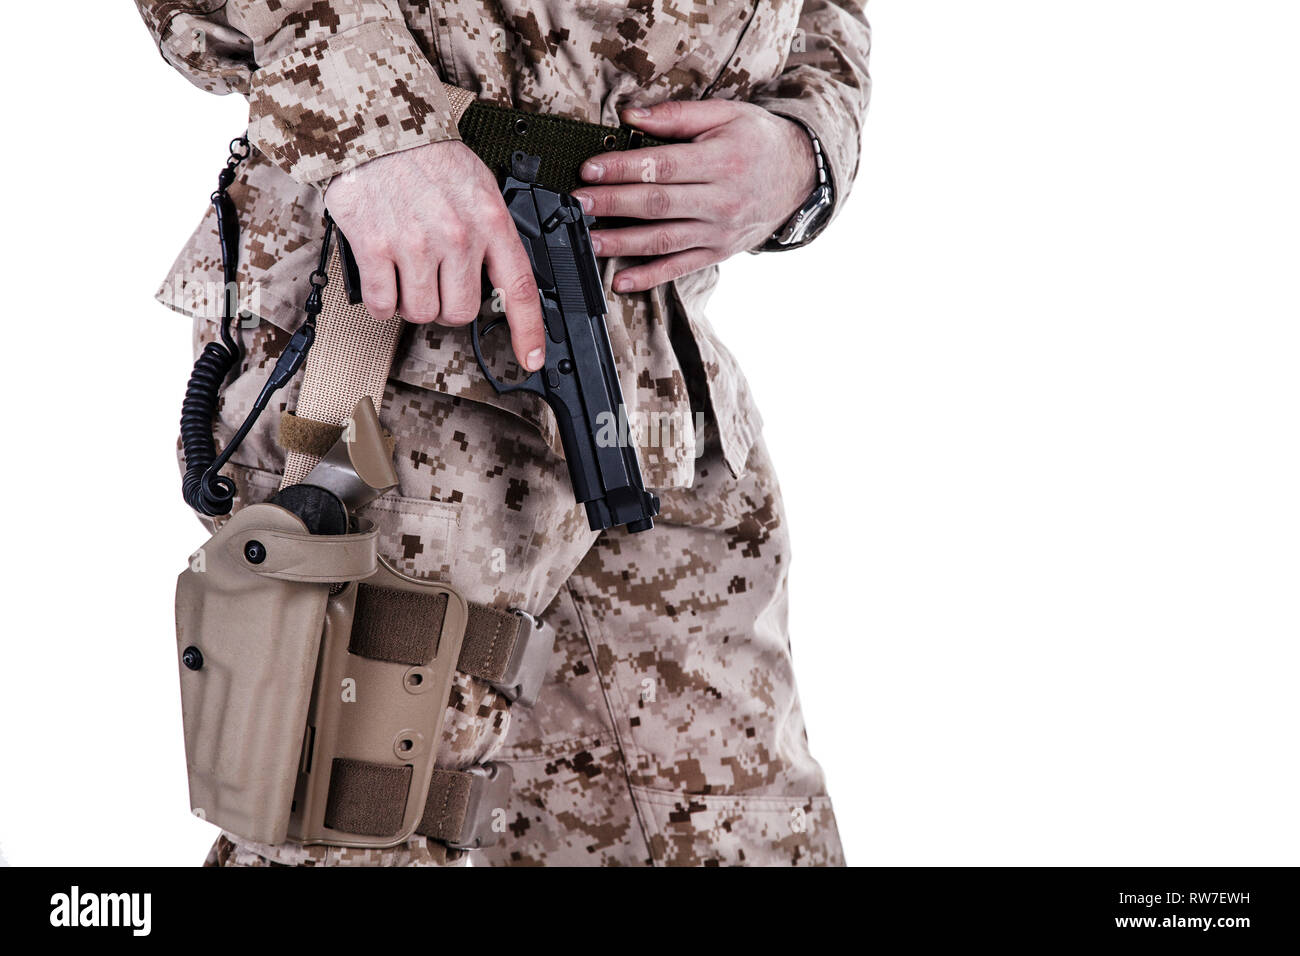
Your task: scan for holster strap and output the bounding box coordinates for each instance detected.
[321,759,512,848]
[231,523,378,583]
[278,410,396,461]
[349,584,555,705]
[307,584,546,847]
[417,763,514,849]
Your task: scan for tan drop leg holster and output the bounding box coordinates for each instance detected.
[173,86,672,853]
[175,219,555,851]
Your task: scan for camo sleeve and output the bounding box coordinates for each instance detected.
[135,2,462,190]
[135,1,255,95]
[749,0,872,237]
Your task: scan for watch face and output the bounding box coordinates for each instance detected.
[779,184,835,246]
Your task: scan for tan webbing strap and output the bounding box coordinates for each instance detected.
[443,84,475,122]
[279,86,476,489]
[279,248,402,488]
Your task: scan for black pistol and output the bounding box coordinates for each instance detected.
[336,150,660,534]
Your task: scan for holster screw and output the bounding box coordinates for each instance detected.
[182,646,204,671]
[244,540,267,564]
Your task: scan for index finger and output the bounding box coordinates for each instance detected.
[484,231,546,372]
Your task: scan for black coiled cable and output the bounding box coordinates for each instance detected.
[178,135,335,516]
[180,136,249,515]
[180,334,242,514]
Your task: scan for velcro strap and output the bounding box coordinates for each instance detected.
[322,758,413,837]
[416,770,474,844]
[349,584,528,684]
[317,761,499,847]
[278,411,397,461]
[349,586,448,666]
[278,411,344,459]
[460,605,529,685]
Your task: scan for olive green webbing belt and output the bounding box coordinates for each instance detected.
[458,100,670,195]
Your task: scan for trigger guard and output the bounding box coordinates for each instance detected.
[470,317,543,396]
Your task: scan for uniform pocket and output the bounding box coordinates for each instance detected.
[629,786,845,867]
[477,741,651,866]
[216,461,460,582]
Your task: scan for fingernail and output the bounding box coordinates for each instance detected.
[581,161,604,182]
[624,107,650,120]
[614,277,633,293]
[525,347,544,371]
[574,192,593,212]
[589,234,603,255]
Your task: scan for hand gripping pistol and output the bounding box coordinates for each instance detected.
[337,150,660,534]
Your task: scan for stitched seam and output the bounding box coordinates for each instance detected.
[484,615,504,673]
[565,579,658,865]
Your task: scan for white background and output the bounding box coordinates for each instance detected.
[1,2,1297,866]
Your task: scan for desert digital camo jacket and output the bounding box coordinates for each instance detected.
[136,0,871,487]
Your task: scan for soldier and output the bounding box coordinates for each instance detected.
[137,0,871,866]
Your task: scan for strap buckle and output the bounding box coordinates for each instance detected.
[491,610,556,707]
[445,762,515,850]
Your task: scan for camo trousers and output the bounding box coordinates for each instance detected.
[200,363,844,867]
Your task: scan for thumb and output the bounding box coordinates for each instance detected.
[621,99,736,139]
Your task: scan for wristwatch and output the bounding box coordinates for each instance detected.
[760,122,835,251]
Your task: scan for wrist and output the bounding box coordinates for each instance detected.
[783,119,819,221]
[760,119,835,252]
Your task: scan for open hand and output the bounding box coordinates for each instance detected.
[572,99,817,293]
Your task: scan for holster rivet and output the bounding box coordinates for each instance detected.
[244,540,267,564]
[182,646,204,671]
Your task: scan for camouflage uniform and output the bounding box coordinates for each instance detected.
[135,0,871,866]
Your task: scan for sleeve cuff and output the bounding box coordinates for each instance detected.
[247,19,462,190]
